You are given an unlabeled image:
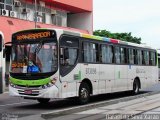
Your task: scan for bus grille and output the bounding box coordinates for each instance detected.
[18,89,39,96]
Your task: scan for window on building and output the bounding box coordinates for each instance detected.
[6,0,12,4]
[100,44,113,63]
[83,42,98,63]
[0,0,4,3]
[0,0,12,10]
[42,12,46,23]
[6,4,12,10]
[0,3,4,9]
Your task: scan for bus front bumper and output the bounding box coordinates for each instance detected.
[9,85,59,99]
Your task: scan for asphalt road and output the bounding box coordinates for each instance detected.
[0,83,160,119]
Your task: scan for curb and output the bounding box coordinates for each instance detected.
[41,91,160,119]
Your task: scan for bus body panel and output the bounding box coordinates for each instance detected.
[114,65,128,92]
[61,64,80,98]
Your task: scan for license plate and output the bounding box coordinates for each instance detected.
[24,90,32,94]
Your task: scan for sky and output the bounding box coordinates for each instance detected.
[93,0,160,49]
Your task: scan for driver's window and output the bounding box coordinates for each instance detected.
[60,48,78,66]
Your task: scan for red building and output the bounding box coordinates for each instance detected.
[0,0,93,43]
[0,0,93,79]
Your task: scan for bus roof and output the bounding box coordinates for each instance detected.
[62,29,154,50]
[13,28,155,50]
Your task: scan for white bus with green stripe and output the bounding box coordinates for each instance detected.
[9,28,158,104]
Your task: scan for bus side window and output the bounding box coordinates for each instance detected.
[115,46,120,64]
[129,48,134,64]
[82,42,98,63]
[120,47,127,64]
[149,51,156,66]
[134,49,138,64]
[137,50,142,65]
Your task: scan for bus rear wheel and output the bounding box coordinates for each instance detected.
[37,98,50,104]
[78,82,90,104]
[133,79,140,94]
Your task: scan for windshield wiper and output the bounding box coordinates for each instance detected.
[34,41,43,54]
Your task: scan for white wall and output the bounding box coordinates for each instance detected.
[68,12,93,34]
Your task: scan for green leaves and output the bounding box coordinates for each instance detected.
[93,30,141,44]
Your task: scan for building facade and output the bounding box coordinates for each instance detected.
[0,0,93,84]
[0,0,93,43]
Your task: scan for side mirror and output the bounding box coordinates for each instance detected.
[3,48,6,58]
[3,42,13,58]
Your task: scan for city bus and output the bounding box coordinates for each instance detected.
[9,28,158,104]
[0,31,5,94]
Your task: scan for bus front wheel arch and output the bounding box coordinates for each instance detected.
[78,80,92,104]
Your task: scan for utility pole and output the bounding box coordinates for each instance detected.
[34,0,37,28]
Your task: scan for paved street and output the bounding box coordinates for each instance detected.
[0,83,160,120]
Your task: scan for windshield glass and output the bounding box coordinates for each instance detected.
[11,42,57,74]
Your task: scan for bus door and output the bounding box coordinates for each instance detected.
[60,35,80,98]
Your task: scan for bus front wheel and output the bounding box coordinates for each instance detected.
[78,82,90,104]
[133,79,140,94]
[37,98,50,104]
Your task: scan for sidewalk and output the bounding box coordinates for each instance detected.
[18,92,160,120]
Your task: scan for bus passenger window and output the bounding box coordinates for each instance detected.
[129,49,134,64]
[101,45,113,63]
[149,52,156,66]
[83,42,98,63]
[120,47,127,64]
[134,49,138,64]
[137,50,142,65]
[115,47,120,64]
[142,51,149,65]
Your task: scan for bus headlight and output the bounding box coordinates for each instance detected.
[51,77,57,84]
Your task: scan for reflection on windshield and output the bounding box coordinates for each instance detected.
[11,42,57,73]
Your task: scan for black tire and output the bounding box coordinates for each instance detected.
[37,98,50,104]
[132,79,140,94]
[78,82,90,105]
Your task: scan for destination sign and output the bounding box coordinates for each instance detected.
[17,31,51,41]
[12,30,56,42]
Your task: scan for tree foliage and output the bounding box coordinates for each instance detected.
[93,30,141,44]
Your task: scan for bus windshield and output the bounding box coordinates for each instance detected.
[11,42,57,74]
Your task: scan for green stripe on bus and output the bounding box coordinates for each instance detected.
[9,77,51,86]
